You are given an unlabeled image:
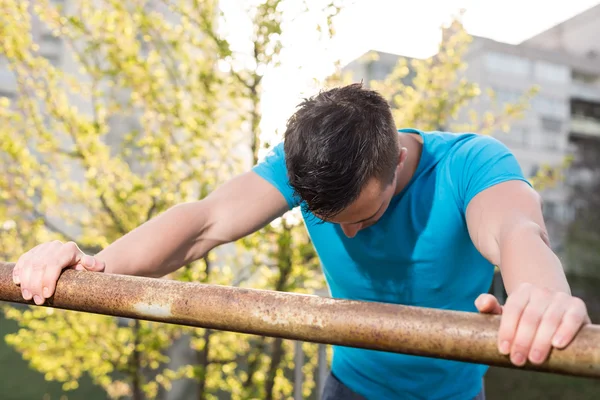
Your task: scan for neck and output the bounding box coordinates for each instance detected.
[393,133,423,196]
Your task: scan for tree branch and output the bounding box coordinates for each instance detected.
[99,193,128,235]
[146,196,158,222]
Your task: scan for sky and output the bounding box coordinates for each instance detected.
[331,0,600,61]
[221,0,600,149]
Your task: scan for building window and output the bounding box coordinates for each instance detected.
[485,52,530,76]
[573,70,600,85]
[541,117,563,132]
[543,131,562,150]
[491,87,526,106]
[494,89,521,104]
[534,61,570,84]
[540,117,563,150]
[497,126,532,148]
[532,96,568,118]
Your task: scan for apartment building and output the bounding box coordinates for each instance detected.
[342,4,600,257]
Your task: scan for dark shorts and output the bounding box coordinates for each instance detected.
[321,372,486,400]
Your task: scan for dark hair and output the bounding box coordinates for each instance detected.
[284,83,399,220]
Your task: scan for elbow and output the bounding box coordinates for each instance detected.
[499,219,551,251]
[168,201,219,255]
[499,193,549,246]
[170,201,215,236]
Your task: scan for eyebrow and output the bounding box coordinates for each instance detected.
[349,202,384,224]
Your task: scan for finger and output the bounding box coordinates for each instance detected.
[528,295,568,365]
[19,267,33,300]
[475,294,503,315]
[13,244,41,285]
[61,241,104,272]
[40,243,105,299]
[19,253,35,301]
[26,241,62,304]
[29,254,52,305]
[497,284,531,356]
[13,254,26,285]
[510,289,552,366]
[552,297,589,349]
[80,254,106,272]
[41,241,82,299]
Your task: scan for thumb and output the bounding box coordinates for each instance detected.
[79,254,106,272]
[475,294,503,315]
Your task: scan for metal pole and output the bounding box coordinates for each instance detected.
[293,341,304,400]
[317,344,328,399]
[1,262,599,378]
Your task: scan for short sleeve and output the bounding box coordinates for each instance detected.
[452,134,532,213]
[251,142,300,210]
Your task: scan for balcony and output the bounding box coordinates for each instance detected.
[570,116,600,138]
[570,81,600,103]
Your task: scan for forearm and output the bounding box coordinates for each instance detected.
[498,222,570,295]
[96,202,218,277]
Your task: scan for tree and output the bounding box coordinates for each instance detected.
[1,0,340,399]
[1,0,235,398]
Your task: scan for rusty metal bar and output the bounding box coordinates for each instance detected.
[1,261,599,378]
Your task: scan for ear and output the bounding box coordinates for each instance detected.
[398,147,408,168]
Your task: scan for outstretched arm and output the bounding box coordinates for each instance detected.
[12,171,290,304]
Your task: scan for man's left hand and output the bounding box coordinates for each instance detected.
[476,282,591,366]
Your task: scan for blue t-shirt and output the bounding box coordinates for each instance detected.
[252,128,531,400]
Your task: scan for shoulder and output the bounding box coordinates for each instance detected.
[418,131,512,167]
[450,133,511,165]
[432,132,528,212]
[452,132,510,153]
[428,131,509,153]
[251,141,303,210]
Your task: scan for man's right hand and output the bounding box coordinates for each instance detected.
[12,241,105,305]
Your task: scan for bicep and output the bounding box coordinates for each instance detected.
[465,180,547,264]
[201,171,291,245]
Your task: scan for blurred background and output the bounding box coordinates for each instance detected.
[1,0,600,399]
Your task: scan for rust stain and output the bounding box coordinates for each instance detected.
[1,261,599,378]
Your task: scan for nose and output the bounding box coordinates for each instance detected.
[340,224,361,238]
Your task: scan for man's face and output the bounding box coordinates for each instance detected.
[325,174,398,238]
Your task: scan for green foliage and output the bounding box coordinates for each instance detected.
[1,0,339,399]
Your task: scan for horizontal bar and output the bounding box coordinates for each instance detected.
[1,262,599,378]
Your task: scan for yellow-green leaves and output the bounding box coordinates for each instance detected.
[1,0,339,399]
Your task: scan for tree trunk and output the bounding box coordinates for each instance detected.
[131,319,144,400]
[264,337,284,400]
[196,328,212,400]
[196,255,213,399]
[243,338,266,389]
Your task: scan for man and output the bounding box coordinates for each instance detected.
[12,83,590,399]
